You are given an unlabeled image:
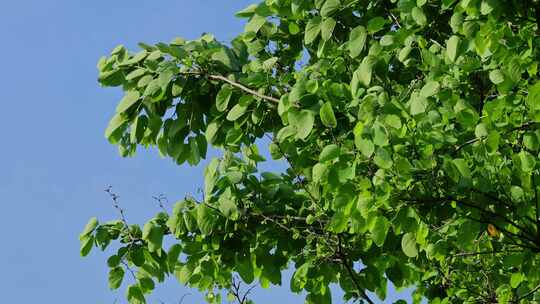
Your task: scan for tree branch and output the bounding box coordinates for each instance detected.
[337,235,374,304]
[453,121,539,154]
[516,283,540,302]
[208,74,280,104]
[454,249,524,257]
[178,71,280,104]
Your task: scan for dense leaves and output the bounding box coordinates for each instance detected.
[83,0,540,303]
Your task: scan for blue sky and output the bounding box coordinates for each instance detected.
[0,1,409,303]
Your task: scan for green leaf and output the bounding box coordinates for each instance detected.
[523,133,539,151]
[510,273,524,289]
[374,147,393,169]
[290,110,315,140]
[528,82,540,110]
[328,211,349,233]
[288,22,301,35]
[319,144,340,162]
[356,138,375,158]
[519,151,536,172]
[139,277,155,292]
[475,123,489,138]
[130,115,147,144]
[116,90,141,113]
[367,17,387,33]
[216,86,232,112]
[80,217,98,240]
[236,255,255,284]
[321,0,340,17]
[373,124,389,146]
[226,104,248,121]
[196,204,216,235]
[126,69,146,81]
[370,216,390,247]
[235,4,257,18]
[175,264,193,284]
[218,195,238,220]
[142,222,163,252]
[80,236,94,257]
[401,233,418,258]
[453,159,471,178]
[137,75,153,88]
[355,56,374,87]
[276,125,297,142]
[104,113,128,141]
[109,267,125,290]
[205,120,220,145]
[398,45,412,63]
[411,7,427,26]
[348,26,367,58]
[380,35,394,46]
[419,81,440,98]
[384,115,402,129]
[320,102,337,128]
[245,15,266,33]
[107,255,121,268]
[291,262,310,292]
[130,247,145,267]
[187,137,201,165]
[126,51,148,65]
[489,69,505,85]
[143,79,161,97]
[305,16,322,44]
[511,186,524,202]
[320,18,336,41]
[312,163,329,183]
[212,48,238,70]
[126,284,146,304]
[446,35,460,62]
[410,93,428,115]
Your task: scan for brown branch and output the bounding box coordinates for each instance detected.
[337,236,374,304]
[449,196,536,239]
[454,249,523,257]
[264,135,320,205]
[121,260,137,281]
[402,195,540,250]
[454,138,480,154]
[178,71,280,104]
[534,173,540,233]
[208,74,280,104]
[105,186,137,243]
[516,283,540,302]
[178,293,192,304]
[453,121,539,154]
[230,276,255,304]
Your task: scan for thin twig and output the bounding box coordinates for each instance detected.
[208,74,280,104]
[337,235,374,304]
[454,249,523,257]
[178,293,192,304]
[516,283,540,302]
[121,260,137,281]
[152,193,168,212]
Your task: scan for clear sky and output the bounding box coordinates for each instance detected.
[0,1,410,303]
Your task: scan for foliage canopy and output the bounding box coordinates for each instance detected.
[82,0,540,303]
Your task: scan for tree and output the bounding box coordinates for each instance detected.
[80,0,540,303]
